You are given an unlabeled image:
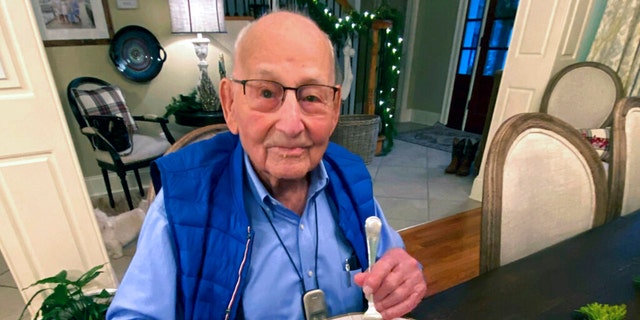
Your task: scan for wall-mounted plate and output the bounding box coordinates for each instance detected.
[109,25,166,83]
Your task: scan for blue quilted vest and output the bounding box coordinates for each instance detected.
[151,132,375,319]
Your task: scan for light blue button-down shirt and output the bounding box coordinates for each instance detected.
[107,152,403,319]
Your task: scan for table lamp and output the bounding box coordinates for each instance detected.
[169,0,226,112]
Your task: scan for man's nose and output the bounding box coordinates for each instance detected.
[276,90,305,135]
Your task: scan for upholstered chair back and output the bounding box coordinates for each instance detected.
[608,97,640,217]
[541,62,624,129]
[481,113,608,273]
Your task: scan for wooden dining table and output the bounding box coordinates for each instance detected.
[407,209,640,319]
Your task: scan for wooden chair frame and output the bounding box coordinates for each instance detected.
[608,97,640,219]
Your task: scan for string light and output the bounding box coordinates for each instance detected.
[305,0,402,155]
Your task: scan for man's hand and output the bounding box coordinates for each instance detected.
[353,248,427,319]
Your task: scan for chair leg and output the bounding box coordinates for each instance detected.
[118,171,135,210]
[101,169,115,208]
[134,169,145,197]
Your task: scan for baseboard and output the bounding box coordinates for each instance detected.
[84,168,152,198]
[469,176,483,202]
[410,109,442,125]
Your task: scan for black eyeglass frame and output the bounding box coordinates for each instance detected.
[230,78,340,102]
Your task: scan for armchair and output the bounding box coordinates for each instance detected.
[67,76,175,210]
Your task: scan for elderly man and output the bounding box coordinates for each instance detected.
[107,11,426,320]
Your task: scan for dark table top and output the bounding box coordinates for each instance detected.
[409,210,640,319]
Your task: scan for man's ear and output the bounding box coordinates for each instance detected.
[220,78,239,134]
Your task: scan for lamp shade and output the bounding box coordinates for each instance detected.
[169,0,226,33]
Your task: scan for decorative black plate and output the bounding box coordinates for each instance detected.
[109,25,166,82]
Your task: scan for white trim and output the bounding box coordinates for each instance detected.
[441,0,470,125]
[398,0,418,122]
[408,109,441,126]
[469,175,483,202]
[84,168,152,198]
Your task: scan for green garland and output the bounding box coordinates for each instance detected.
[298,0,404,155]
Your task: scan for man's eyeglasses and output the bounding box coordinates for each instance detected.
[230,78,339,114]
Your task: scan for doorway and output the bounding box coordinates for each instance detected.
[447,0,519,134]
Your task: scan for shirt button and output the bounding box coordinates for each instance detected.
[307,270,314,277]
[300,224,305,230]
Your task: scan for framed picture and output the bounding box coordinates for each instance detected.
[31,0,115,47]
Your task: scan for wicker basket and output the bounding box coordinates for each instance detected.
[330,114,380,164]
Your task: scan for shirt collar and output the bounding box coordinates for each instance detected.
[243,152,329,209]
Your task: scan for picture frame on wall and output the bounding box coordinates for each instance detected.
[30,0,115,47]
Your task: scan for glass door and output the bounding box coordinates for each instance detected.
[447,0,519,133]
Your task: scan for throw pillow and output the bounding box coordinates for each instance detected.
[72,85,137,154]
[72,85,137,131]
[579,127,610,162]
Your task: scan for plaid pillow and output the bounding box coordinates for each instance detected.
[579,127,610,162]
[72,85,137,131]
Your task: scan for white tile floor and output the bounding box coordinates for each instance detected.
[370,139,480,231]
[0,123,480,319]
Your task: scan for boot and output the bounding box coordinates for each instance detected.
[457,139,479,176]
[445,138,466,174]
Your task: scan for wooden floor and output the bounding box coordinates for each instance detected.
[399,207,481,297]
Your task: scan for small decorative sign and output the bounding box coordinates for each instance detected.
[116,0,138,9]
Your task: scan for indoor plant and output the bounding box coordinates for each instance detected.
[163,89,205,118]
[18,264,114,320]
[164,82,225,127]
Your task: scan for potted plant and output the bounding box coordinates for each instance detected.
[164,72,225,127]
[18,264,115,320]
[572,302,627,320]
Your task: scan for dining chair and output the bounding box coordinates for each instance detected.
[480,112,608,273]
[146,123,229,204]
[540,61,624,129]
[67,76,176,210]
[608,97,640,218]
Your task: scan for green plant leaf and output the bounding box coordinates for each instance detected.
[163,89,204,117]
[576,302,627,320]
[19,264,113,320]
[17,287,50,320]
[31,270,71,287]
[75,264,105,287]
